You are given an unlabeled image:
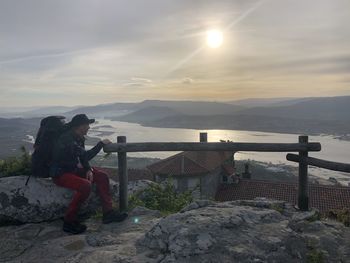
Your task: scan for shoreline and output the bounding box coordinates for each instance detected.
[108,118,350,142]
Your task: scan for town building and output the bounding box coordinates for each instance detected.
[147,151,235,199]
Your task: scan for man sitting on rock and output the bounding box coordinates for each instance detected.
[50,114,128,234]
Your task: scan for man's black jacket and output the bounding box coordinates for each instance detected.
[50,129,104,177]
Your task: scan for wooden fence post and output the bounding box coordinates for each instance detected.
[117,136,128,212]
[200,132,208,142]
[298,135,309,211]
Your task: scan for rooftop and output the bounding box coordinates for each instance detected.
[216,179,350,213]
[147,151,233,176]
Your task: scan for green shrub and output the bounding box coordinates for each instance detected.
[307,211,321,222]
[305,239,325,263]
[306,248,325,263]
[129,178,193,215]
[270,203,284,213]
[326,209,350,227]
[91,209,103,220]
[0,146,32,177]
[129,194,145,210]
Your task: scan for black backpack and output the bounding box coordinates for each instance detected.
[26,116,66,184]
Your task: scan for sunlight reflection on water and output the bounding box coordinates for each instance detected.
[89,119,350,185]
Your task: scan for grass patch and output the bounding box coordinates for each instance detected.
[270,203,284,213]
[129,178,193,215]
[91,209,103,220]
[306,239,325,263]
[0,146,31,177]
[325,209,350,227]
[307,211,321,222]
[306,248,325,263]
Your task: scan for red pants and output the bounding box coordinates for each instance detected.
[52,167,113,222]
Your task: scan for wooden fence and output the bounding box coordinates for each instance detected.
[286,154,350,173]
[103,133,326,212]
[286,152,350,211]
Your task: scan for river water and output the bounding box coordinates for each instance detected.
[89,119,350,185]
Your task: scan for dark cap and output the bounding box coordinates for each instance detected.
[68,114,95,128]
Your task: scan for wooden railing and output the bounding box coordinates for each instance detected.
[103,133,323,212]
[286,154,350,173]
[286,152,350,211]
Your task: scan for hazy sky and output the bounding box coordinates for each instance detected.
[1,0,350,107]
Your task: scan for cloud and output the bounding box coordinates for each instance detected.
[182,77,194,84]
[123,77,153,87]
[130,77,153,83]
[1,0,350,106]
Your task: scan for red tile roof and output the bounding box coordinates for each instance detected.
[147,151,233,176]
[216,179,350,213]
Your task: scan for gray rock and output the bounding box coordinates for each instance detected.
[291,209,319,222]
[141,200,350,262]
[180,200,215,213]
[0,175,154,224]
[0,204,161,263]
[231,198,286,211]
[0,199,349,262]
[0,176,73,224]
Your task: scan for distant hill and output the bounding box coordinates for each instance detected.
[227,97,313,107]
[65,102,137,118]
[123,96,350,135]
[1,96,349,154]
[0,117,39,158]
[3,96,349,120]
[64,100,244,118]
[0,106,80,118]
[113,106,180,122]
[135,100,244,116]
[23,106,80,117]
[65,96,350,121]
[0,117,39,132]
[237,96,350,121]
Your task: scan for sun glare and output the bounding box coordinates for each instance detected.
[206,29,223,48]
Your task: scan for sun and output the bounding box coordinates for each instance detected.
[206,29,223,48]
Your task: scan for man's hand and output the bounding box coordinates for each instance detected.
[86,170,94,182]
[101,139,112,145]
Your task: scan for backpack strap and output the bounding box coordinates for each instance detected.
[25,175,31,186]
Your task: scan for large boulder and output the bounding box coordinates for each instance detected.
[0,198,349,262]
[0,205,162,263]
[0,175,153,224]
[140,198,350,262]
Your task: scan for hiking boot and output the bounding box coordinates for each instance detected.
[63,220,87,235]
[102,210,128,224]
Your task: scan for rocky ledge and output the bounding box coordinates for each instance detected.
[0,199,349,263]
[0,175,153,224]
